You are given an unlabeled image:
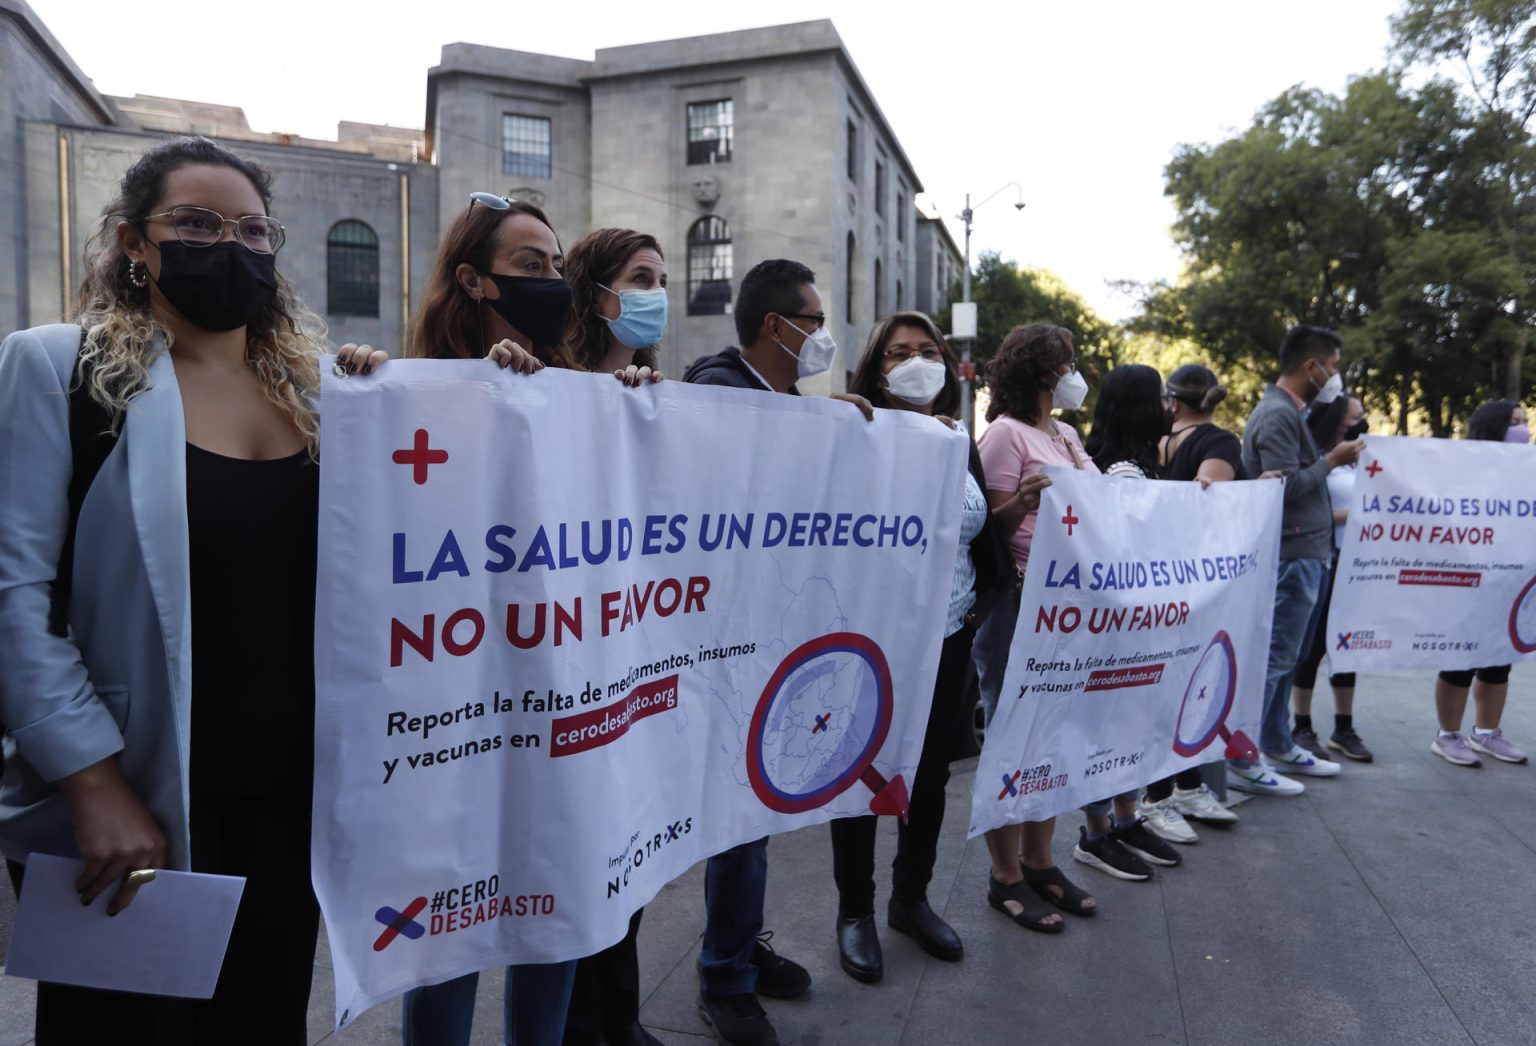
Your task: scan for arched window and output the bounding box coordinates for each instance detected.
[845,232,856,322]
[327,220,379,317]
[687,216,733,316]
[874,258,883,319]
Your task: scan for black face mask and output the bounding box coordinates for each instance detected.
[151,240,277,332]
[480,273,572,350]
[1343,419,1368,441]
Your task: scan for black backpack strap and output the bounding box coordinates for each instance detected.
[47,328,120,638]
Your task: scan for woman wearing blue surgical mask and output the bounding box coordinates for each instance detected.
[563,228,668,387]
[554,226,669,1046]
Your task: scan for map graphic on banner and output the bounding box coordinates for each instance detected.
[1328,435,1536,673]
[969,470,1282,832]
[311,361,967,1028]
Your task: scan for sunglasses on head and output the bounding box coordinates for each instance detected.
[468,192,520,213]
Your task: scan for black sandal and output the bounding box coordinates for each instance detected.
[987,876,1064,934]
[1022,865,1096,917]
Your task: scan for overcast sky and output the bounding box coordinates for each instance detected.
[32,0,1403,320]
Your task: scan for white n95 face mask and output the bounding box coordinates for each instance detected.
[1313,371,1343,405]
[1051,369,1089,410]
[778,319,838,379]
[885,358,947,405]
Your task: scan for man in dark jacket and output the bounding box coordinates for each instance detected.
[1232,325,1362,797]
[683,259,871,1046]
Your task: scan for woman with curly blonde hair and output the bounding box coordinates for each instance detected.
[0,135,383,1044]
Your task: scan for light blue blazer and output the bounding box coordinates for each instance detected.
[0,323,195,868]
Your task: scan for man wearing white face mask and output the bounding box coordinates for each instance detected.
[681,259,872,1046]
[684,259,847,398]
[1233,325,1363,797]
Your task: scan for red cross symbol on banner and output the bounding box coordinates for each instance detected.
[1365,460,1383,478]
[393,429,449,485]
[1062,505,1080,536]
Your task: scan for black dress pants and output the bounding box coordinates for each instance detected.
[563,907,644,1044]
[829,624,973,918]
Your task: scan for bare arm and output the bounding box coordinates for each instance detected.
[1194,458,1236,487]
[987,474,1052,537]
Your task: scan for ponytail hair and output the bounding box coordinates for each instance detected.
[1166,363,1227,414]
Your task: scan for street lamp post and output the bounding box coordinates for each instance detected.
[955,183,1025,433]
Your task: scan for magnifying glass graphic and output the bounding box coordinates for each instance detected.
[1172,630,1257,762]
[745,632,910,819]
[1509,575,1536,654]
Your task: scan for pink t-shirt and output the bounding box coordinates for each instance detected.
[977,415,1100,570]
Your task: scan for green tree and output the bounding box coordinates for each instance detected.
[1134,52,1534,434]
[1392,0,1536,400]
[935,252,1123,392]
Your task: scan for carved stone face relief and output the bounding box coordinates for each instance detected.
[690,173,721,206]
[506,187,547,208]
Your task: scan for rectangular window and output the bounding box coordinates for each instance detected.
[874,159,886,216]
[502,114,551,178]
[846,120,858,181]
[896,180,907,241]
[686,99,733,165]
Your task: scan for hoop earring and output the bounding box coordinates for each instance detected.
[128,261,148,289]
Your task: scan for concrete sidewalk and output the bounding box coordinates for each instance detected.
[4,668,1535,1045]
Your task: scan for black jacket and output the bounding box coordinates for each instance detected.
[682,347,798,394]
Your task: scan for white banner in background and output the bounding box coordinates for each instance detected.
[1329,435,1536,673]
[970,470,1282,832]
[312,361,967,1028]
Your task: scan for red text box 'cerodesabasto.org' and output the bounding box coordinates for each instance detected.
[1083,664,1166,693]
[1398,569,1482,588]
[550,675,679,756]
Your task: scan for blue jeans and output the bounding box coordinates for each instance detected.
[1257,558,1326,756]
[697,837,768,997]
[401,961,577,1046]
[972,590,1021,726]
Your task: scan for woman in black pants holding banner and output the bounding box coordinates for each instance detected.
[823,312,1014,983]
[1075,365,1186,877]
[1140,364,1246,836]
[401,192,581,1046]
[1290,393,1370,762]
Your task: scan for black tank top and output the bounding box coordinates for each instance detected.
[186,443,318,796]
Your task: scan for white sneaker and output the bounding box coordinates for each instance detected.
[1172,784,1239,825]
[1227,759,1305,797]
[1266,744,1342,777]
[1138,795,1198,844]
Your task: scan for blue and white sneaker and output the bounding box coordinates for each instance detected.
[1265,744,1342,777]
[1227,759,1305,797]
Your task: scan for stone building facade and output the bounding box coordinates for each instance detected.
[3,3,957,373]
[428,21,932,385]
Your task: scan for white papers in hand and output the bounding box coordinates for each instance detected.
[5,853,245,999]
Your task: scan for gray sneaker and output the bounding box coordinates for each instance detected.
[1466,729,1529,764]
[1431,732,1482,767]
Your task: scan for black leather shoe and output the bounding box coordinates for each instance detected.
[836,914,884,983]
[697,993,779,1046]
[887,899,963,962]
[749,932,811,999]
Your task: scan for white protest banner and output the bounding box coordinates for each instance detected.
[1328,435,1536,672]
[969,470,1282,832]
[312,361,967,1028]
